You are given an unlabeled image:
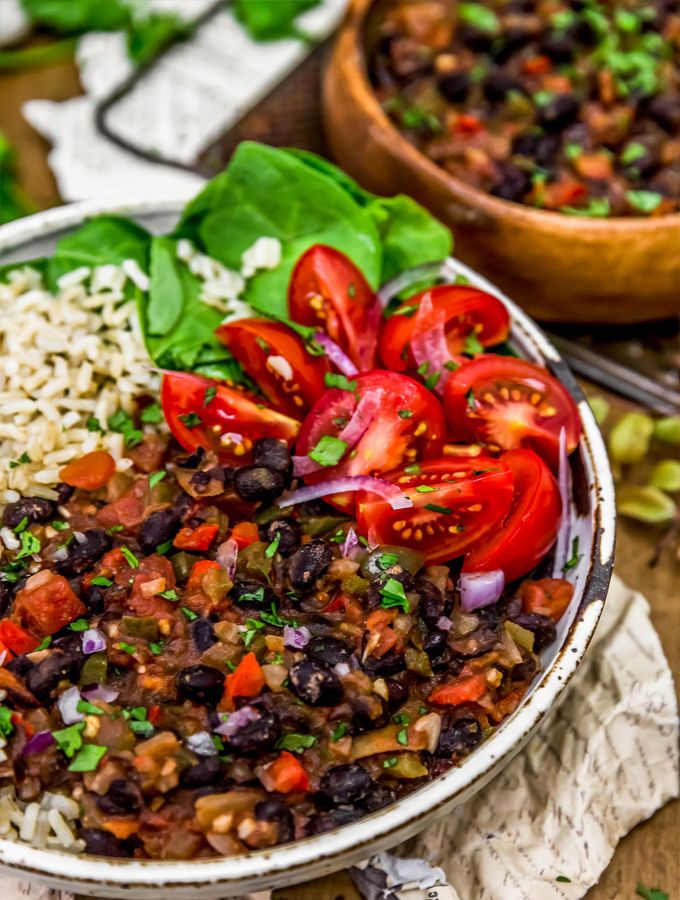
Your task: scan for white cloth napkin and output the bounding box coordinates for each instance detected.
[1,574,677,900]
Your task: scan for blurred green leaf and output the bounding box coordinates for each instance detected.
[653,415,680,445]
[0,132,36,224]
[617,485,676,523]
[587,395,610,426]
[20,0,130,33]
[233,0,319,41]
[649,460,680,492]
[608,411,654,464]
[127,11,194,66]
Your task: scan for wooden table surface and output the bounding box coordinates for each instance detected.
[0,48,677,900]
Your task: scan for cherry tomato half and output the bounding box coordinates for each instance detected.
[288,244,380,370]
[296,370,446,512]
[379,285,510,373]
[356,456,514,565]
[215,318,329,418]
[444,355,581,467]
[161,371,299,465]
[463,449,562,582]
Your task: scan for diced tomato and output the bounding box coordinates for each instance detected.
[0,621,38,655]
[222,652,265,709]
[128,434,167,473]
[101,820,139,840]
[148,705,162,726]
[454,114,483,135]
[60,450,116,490]
[520,578,574,622]
[186,560,221,593]
[0,640,14,665]
[428,674,489,706]
[265,751,310,793]
[543,180,587,210]
[522,55,552,75]
[12,571,86,636]
[573,153,613,181]
[173,523,219,551]
[230,522,259,549]
[97,479,149,529]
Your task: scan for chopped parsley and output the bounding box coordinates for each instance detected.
[52,722,85,758]
[159,588,178,601]
[9,451,31,468]
[260,604,298,629]
[13,516,28,534]
[69,619,89,632]
[564,143,582,161]
[396,727,409,746]
[107,409,143,448]
[275,733,317,753]
[398,409,413,419]
[86,416,105,433]
[181,606,198,621]
[156,539,173,555]
[463,333,484,356]
[466,388,476,410]
[635,886,668,900]
[91,576,113,587]
[444,359,459,371]
[415,484,437,493]
[324,372,357,392]
[330,722,348,741]
[309,434,347,467]
[106,524,124,535]
[117,641,137,655]
[392,713,410,725]
[383,756,398,768]
[121,547,139,568]
[76,699,103,717]
[34,636,51,651]
[129,719,154,738]
[68,744,107,772]
[626,190,662,213]
[203,387,217,407]
[0,706,14,738]
[378,552,399,570]
[140,402,162,424]
[379,577,410,613]
[148,470,166,489]
[562,536,581,573]
[425,503,452,514]
[265,533,280,558]
[242,618,265,647]
[555,876,571,883]
[51,520,69,531]
[148,642,164,655]
[424,370,441,391]
[404,463,421,475]
[620,142,647,166]
[561,198,611,218]
[16,530,41,559]
[240,586,265,605]
[457,2,499,32]
[178,412,202,429]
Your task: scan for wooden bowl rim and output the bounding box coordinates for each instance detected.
[333,0,680,234]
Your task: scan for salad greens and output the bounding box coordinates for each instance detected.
[233,0,321,41]
[0,133,35,225]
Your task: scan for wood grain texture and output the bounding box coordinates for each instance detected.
[1,55,677,900]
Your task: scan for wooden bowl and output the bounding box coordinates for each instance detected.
[322,0,680,324]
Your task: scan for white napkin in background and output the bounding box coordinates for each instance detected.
[2,574,677,900]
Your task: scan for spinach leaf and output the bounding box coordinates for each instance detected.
[20,0,130,34]
[127,11,194,66]
[176,142,383,316]
[233,0,320,41]
[0,132,35,224]
[47,215,151,290]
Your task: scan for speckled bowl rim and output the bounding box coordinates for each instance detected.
[0,198,616,898]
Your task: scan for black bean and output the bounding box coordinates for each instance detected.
[2,498,54,530]
[224,708,280,754]
[231,579,278,610]
[307,808,363,835]
[435,717,483,758]
[172,490,194,517]
[289,659,343,706]
[176,665,225,706]
[512,132,560,166]
[511,657,539,682]
[138,508,180,555]
[567,15,599,45]
[449,626,498,659]
[362,649,405,677]
[541,34,575,63]
[384,677,408,712]
[437,71,470,103]
[362,783,396,812]
[417,579,452,629]
[5,655,34,678]
[255,798,294,844]
[288,539,332,590]
[189,470,212,493]
[26,650,80,702]
[484,70,524,102]
[351,695,387,733]
[191,617,217,652]
[622,147,659,180]
[376,564,414,592]
[459,25,494,53]
[234,465,285,504]
[80,827,135,858]
[648,95,680,133]
[538,94,579,133]
[423,631,459,673]
[177,447,205,468]
[97,779,142,815]
[491,27,534,63]
[306,636,354,668]
[265,519,301,556]
[491,163,531,202]
[82,586,105,616]
[55,483,75,505]
[57,529,111,577]
[0,580,14,617]
[509,612,556,651]
[253,438,293,482]
[181,756,224,789]
[319,764,372,806]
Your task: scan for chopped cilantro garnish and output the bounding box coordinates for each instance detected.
[444,359,459,371]
[424,370,441,391]
[121,547,139,568]
[416,361,429,377]
[561,198,611,218]
[140,402,162,424]
[129,720,154,737]
[391,303,419,318]
[13,516,28,534]
[242,618,265,647]
[398,409,413,419]
[107,409,143,448]
[275,733,317,753]
[397,727,408,746]
[16,530,41,559]
[425,503,452,514]
[265,533,280,558]
[0,706,14,738]
[620,142,647,166]
[626,190,662,213]
[332,416,348,427]
[148,642,163,655]
[636,885,668,900]
[472,467,497,475]
[260,604,298,629]
[203,387,217,407]
[309,434,347,467]
[463,333,484,356]
[76,699,103,717]
[378,552,399,570]
[68,744,106,772]
[383,756,398,768]
[240,587,265,604]
[69,618,89,632]
[379,578,410,613]
[178,412,202,429]
[51,520,69,531]
[148,471,166,489]
[555,876,571,883]
[118,641,136,655]
[159,588,179,601]
[156,539,173,555]
[415,484,437,493]
[330,722,348,741]
[392,713,410,725]
[181,606,198,621]
[9,451,31,468]
[562,536,581,572]
[466,388,476,410]
[324,372,357,392]
[418,705,428,715]
[52,722,85,758]
[91,576,113,587]
[404,463,421,475]
[129,707,147,721]
[106,524,124,535]
[34,636,51,651]
[86,416,105,433]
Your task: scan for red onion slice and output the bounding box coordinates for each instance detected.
[458,570,505,611]
[341,526,361,559]
[21,730,55,757]
[437,616,453,631]
[314,332,358,377]
[355,298,381,371]
[215,705,260,737]
[81,684,119,703]
[57,686,84,725]
[410,294,452,394]
[278,476,412,511]
[81,628,106,655]
[216,538,239,579]
[283,625,311,649]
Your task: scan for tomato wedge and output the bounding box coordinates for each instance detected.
[161,371,299,465]
[379,285,510,374]
[295,370,446,511]
[288,244,380,370]
[444,355,581,467]
[463,449,562,582]
[215,318,329,418]
[356,456,514,565]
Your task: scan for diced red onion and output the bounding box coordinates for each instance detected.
[283,625,311,650]
[81,683,119,703]
[355,298,381,371]
[57,686,84,725]
[186,731,218,757]
[21,730,55,757]
[554,427,570,573]
[278,476,412,511]
[341,526,361,559]
[410,293,451,395]
[458,570,505,611]
[215,705,260,737]
[81,628,106,655]
[334,662,350,677]
[225,432,243,445]
[0,651,6,668]
[216,538,239,579]
[437,616,453,631]
[314,332,358,377]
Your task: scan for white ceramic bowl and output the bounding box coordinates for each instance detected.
[0,199,616,898]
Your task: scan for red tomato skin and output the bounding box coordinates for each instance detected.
[161,371,299,465]
[0,621,38,655]
[356,456,514,565]
[266,751,310,793]
[463,449,562,582]
[429,674,488,706]
[520,578,574,622]
[222,652,265,709]
[230,522,259,549]
[60,450,116,490]
[216,318,330,418]
[379,285,510,372]
[0,640,14,665]
[444,354,581,467]
[289,244,379,370]
[12,572,86,636]
[173,523,219,551]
